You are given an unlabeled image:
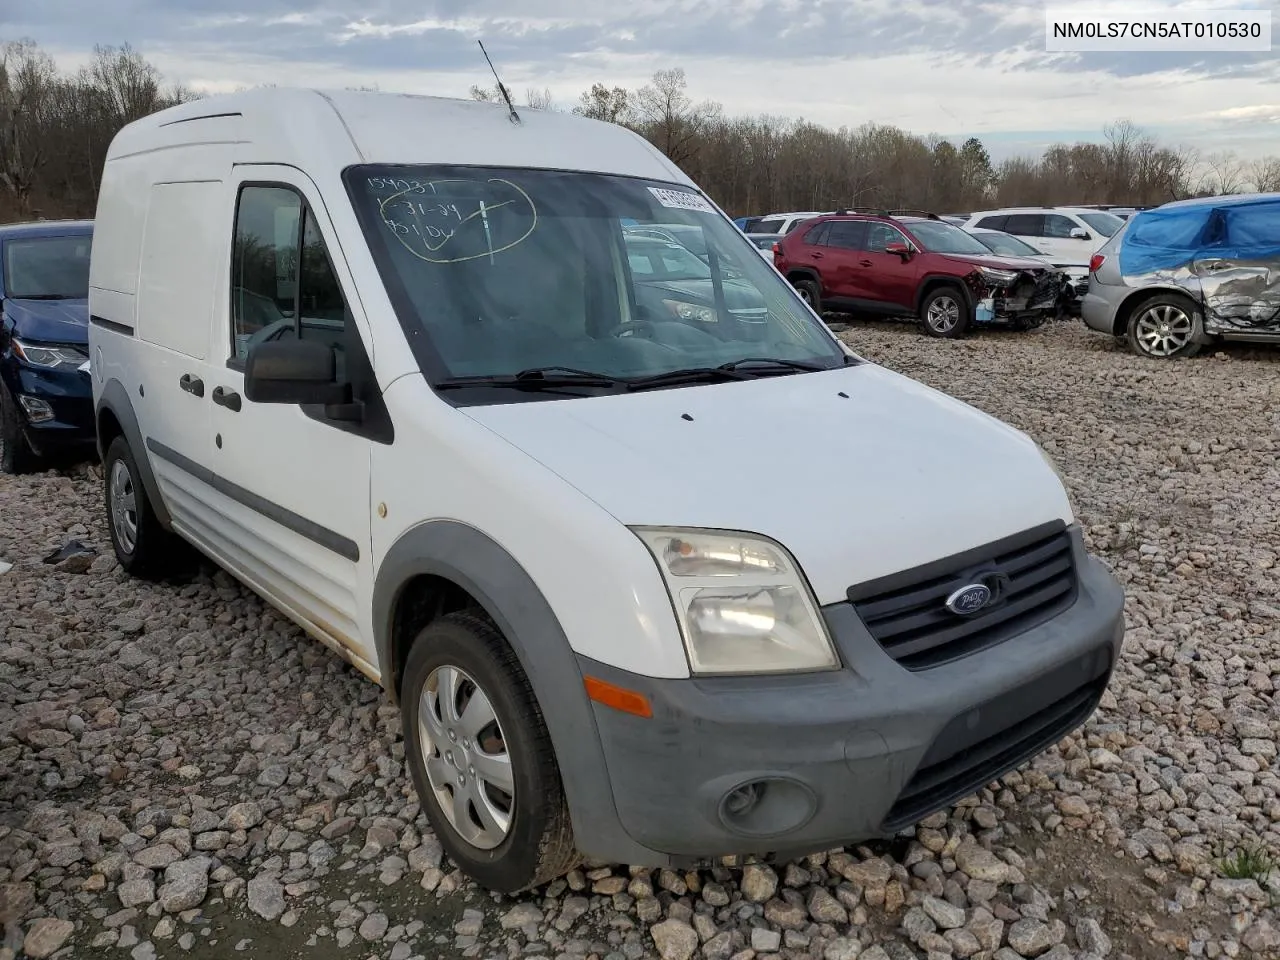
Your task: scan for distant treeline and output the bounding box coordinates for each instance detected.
[2,39,1275,224]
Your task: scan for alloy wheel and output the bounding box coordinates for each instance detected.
[1134,304,1193,356]
[927,296,961,333]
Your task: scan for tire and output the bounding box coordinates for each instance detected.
[103,434,187,579]
[402,611,580,893]
[0,385,36,475]
[920,286,971,338]
[793,278,822,314]
[1126,293,1203,359]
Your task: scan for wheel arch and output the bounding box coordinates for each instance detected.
[1111,285,1205,339]
[915,274,975,315]
[96,378,172,529]
[372,519,659,866]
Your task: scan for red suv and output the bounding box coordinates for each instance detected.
[773,212,1071,338]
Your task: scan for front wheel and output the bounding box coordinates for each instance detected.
[402,611,580,893]
[0,385,36,475]
[1126,294,1203,359]
[793,278,822,313]
[920,287,970,338]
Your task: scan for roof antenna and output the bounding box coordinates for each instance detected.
[478,40,520,125]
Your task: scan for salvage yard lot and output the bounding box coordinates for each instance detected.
[2,321,1279,960]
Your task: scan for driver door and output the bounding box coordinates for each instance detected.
[203,167,378,670]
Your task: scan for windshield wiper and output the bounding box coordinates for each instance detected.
[14,294,77,301]
[717,357,832,373]
[626,357,847,392]
[435,366,627,392]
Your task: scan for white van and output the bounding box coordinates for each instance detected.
[962,207,1126,265]
[88,88,1125,894]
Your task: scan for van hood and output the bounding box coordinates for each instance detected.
[462,364,1072,605]
[1,297,89,344]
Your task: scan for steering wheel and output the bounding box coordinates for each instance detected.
[606,319,659,339]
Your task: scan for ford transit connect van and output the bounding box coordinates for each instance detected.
[88,88,1126,894]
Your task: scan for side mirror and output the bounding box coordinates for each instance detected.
[244,338,348,406]
[885,242,912,259]
[1070,227,1091,240]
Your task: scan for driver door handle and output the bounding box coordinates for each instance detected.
[211,386,242,412]
[859,259,873,267]
[179,374,204,397]
[810,252,824,259]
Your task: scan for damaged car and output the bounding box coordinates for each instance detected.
[773,211,1072,338]
[1083,193,1280,358]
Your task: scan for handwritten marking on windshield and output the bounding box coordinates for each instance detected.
[374,178,538,264]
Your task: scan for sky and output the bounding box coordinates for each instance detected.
[5,0,1280,162]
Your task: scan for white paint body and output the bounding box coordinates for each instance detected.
[962,207,1120,265]
[89,88,1073,684]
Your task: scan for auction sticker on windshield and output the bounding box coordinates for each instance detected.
[649,187,716,214]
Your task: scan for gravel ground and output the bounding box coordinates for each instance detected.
[3,319,1280,960]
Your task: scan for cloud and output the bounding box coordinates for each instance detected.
[9,0,1280,158]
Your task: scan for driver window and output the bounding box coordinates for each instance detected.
[865,223,907,253]
[1043,215,1077,239]
[231,185,350,369]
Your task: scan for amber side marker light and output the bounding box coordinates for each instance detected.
[584,676,653,718]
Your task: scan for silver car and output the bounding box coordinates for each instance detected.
[1081,194,1280,358]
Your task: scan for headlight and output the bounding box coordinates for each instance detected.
[634,528,840,675]
[977,266,1019,285]
[12,339,88,370]
[1036,445,1075,519]
[662,299,717,323]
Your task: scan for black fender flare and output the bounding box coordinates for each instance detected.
[372,519,658,864]
[96,378,172,529]
[785,266,822,287]
[915,274,976,316]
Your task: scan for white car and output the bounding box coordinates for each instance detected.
[963,207,1125,263]
[744,232,780,260]
[750,211,829,235]
[88,87,1125,895]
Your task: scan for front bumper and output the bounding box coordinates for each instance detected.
[2,361,95,454]
[575,529,1124,865]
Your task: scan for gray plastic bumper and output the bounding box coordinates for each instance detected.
[572,533,1125,866]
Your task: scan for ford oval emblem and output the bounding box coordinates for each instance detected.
[945,583,992,616]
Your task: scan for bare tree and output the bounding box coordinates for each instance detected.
[1251,156,1280,192]
[0,41,57,215]
[1202,151,1248,195]
[632,68,721,168]
[573,83,630,124]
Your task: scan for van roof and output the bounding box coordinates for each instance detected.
[107,87,691,185]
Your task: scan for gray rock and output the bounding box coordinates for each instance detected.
[923,895,966,930]
[651,919,699,960]
[741,864,779,903]
[808,887,848,924]
[1075,918,1112,957]
[224,802,264,831]
[246,877,285,921]
[953,844,1010,884]
[501,903,544,929]
[1008,919,1054,957]
[359,912,389,941]
[118,879,156,909]
[750,927,782,953]
[21,918,75,958]
[825,938,862,960]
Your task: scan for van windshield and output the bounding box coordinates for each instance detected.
[344,165,845,398]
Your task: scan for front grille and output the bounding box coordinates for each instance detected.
[882,667,1108,833]
[848,522,1078,671]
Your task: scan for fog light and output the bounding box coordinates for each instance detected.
[18,396,54,423]
[717,776,817,838]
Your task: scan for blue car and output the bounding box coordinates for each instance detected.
[0,220,95,472]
